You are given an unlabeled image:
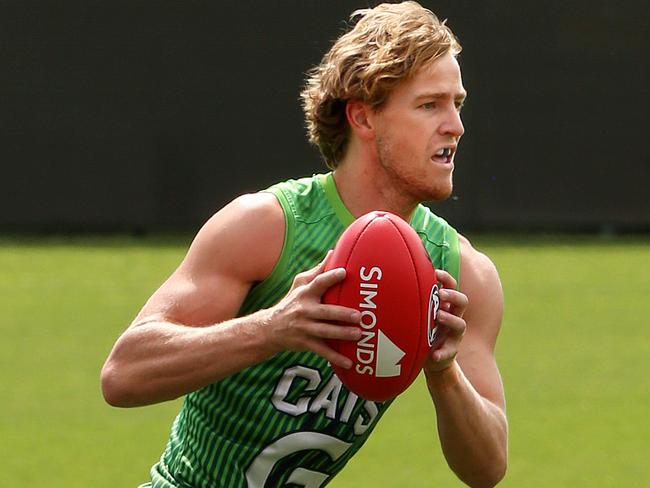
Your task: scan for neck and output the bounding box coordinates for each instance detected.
[332,155,418,223]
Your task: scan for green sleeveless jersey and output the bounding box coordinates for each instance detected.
[149,173,460,488]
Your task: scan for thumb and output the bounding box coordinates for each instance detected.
[295,250,334,285]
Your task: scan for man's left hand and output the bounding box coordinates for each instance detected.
[424,269,469,372]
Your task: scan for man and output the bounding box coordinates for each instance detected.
[102,2,508,487]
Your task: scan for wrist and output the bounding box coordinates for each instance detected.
[251,307,282,357]
[424,360,463,394]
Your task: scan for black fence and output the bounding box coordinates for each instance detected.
[1,1,648,232]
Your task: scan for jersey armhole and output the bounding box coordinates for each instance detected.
[446,226,462,290]
[249,188,295,299]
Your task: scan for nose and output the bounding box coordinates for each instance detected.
[439,108,465,138]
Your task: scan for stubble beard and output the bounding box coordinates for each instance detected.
[376,136,454,203]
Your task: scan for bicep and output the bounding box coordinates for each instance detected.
[457,241,506,410]
[132,192,285,328]
[133,267,251,328]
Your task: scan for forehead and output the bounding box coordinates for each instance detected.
[390,52,466,102]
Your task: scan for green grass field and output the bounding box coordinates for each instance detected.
[1,235,648,487]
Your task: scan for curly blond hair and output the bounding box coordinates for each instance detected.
[301,1,462,168]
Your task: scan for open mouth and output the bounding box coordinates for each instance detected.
[431,147,454,164]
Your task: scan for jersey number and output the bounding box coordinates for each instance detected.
[245,432,351,487]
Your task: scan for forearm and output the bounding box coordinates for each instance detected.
[425,362,508,487]
[101,310,275,407]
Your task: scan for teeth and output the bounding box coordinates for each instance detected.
[435,148,451,157]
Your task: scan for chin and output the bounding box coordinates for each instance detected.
[419,181,453,202]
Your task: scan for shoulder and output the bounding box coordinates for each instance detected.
[184,192,285,283]
[459,234,500,290]
[131,192,286,326]
[458,234,504,344]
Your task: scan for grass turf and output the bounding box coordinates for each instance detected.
[1,235,648,487]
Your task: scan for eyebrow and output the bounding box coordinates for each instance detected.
[415,92,468,103]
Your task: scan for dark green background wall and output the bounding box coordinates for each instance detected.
[1,1,647,232]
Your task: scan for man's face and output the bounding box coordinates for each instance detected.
[369,52,466,202]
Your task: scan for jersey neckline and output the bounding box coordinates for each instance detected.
[317,172,356,227]
[317,172,424,228]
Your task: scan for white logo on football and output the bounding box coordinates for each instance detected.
[427,284,440,346]
[375,329,405,377]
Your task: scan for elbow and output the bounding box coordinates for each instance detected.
[460,453,507,488]
[482,458,507,488]
[101,331,151,407]
[100,361,136,408]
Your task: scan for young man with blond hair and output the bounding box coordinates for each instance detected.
[102,2,508,486]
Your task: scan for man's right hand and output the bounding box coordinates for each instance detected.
[261,256,362,369]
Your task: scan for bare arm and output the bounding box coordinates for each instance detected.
[101,193,361,407]
[423,236,508,487]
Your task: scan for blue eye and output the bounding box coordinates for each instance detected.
[421,102,435,109]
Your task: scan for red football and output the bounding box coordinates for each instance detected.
[323,211,440,402]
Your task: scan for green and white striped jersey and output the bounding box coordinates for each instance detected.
[149,173,460,487]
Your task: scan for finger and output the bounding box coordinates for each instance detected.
[293,251,334,286]
[436,269,458,290]
[321,249,334,269]
[430,341,459,364]
[429,324,449,350]
[314,304,360,324]
[436,309,466,337]
[307,322,361,341]
[439,288,469,316]
[307,267,347,297]
[307,339,354,369]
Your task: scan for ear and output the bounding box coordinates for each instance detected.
[345,99,375,140]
